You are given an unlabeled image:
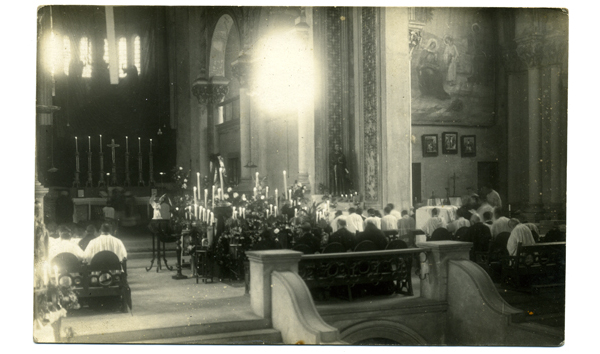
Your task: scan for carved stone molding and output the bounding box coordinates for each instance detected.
[542,34,567,66]
[191,70,230,105]
[515,34,544,68]
[210,76,230,104]
[231,49,254,88]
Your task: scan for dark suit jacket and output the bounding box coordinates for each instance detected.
[328,228,356,251]
[356,225,388,250]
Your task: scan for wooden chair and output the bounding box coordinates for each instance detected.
[354,240,377,252]
[322,242,346,254]
[431,228,452,241]
[292,243,313,255]
[85,251,131,313]
[385,239,408,250]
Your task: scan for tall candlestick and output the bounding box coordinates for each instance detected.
[266,186,269,199]
[88,136,91,151]
[193,186,197,205]
[270,204,273,214]
[253,187,257,197]
[255,172,259,189]
[100,134,103,153]
[289,189,293,202]
[219,168,224,198]
[197,172,201,199]
[204,189,208,208]
[212,185,216,208]
[283,170,287,199]
[138,137,141,151]
[217,188,221,200]
[150,138,153,151]
[126,136,129,153]
[75,136,78,153]
[274,206,278,216]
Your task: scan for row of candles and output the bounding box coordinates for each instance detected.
[74,135,152,154]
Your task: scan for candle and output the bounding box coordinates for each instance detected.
[283,170,287,199]
[266,186,269,199]
[197,172,201,199]
[193,186,197,206]
[212,185,216,208]
[253,187,257,197]
[289,189,292,202]
[126,136,129,153]
[270,204,273,214]
[99,134,103,153]
[75,136,78,153]
[88,136,91,151]
[217,188,221,201]
[294,208,298,218]
[255,172,259,189]
[508,204,511,212]
[150,138,153,151]
[138,137,141,152]
[219,168,224,197]
[274,206,278,216]
[204,189,208,208]
[275,188,278,208]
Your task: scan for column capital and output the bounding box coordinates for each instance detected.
[542,33,567,66]
[515,34,544,68]
[231,49,254,89]
[191,71,230,105]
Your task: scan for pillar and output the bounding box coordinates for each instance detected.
[231,49,254,191]
[381,7,412,212]
[516,35,544,221]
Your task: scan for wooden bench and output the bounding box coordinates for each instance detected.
[500,242,566,293]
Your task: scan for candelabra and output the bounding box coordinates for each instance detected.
[85,151,93,187]
[97,152,106,187]
[148,149,156,187]
[138,151,145,186]
[72,151,81,188]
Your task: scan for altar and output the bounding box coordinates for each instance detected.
[415,205,459,230]
[73,196,151,223]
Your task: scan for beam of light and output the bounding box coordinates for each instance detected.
[252,31,314,115]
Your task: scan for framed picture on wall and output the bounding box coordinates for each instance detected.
[442,132,458,154]
[461,135,476,157]
[422,134,438,157]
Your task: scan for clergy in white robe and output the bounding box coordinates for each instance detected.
[482,186,502,208]
[447,216,471,234]
[346,208,364,234]
[364,216,381,230]
[507,224,536,256]
[329,211,344,233]
[490,216,512,238]
[381,206,398,231]
[49,225,84,260]
[84,223,127,263]
[386,203,402,220]
[421,209,446,236]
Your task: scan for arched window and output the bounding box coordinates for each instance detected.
[62,36,71,76]
[118,37,127,78]
[79,37,92,78]
[133,35,141,75]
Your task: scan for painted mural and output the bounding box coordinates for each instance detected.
[411,8,496,126]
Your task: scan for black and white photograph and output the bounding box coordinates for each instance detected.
[23,1,587,349]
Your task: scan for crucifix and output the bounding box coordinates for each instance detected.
[449,172,459,197]
[107,139,120,186]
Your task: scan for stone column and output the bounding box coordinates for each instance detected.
[543,34,567,218]
[415,241,472,302]
[381,7,412,212]
[516,35,544,220]
[231,50,254,191]
[245,250,303,319]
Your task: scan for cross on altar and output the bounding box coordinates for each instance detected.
[107,139,120,186]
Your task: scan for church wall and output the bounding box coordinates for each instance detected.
[411,125,502,202]
[263,112,300,192]
[172,7,192,171]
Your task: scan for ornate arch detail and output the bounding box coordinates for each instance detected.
[339,319,428,345]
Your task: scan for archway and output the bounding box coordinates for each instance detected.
[339,320,428,345]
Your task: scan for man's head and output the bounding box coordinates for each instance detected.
[493,207,503,219]
[374,210,382,218]
[365,218,377,227]
[337,217,347,229]
[348,207,356,214]
[335,210,343,218]
[401,210,409,217]
[384,206,392,215]
[470,214,481,224]
[58,225,72,240]
[386,203,395,210]
[356,208,363,215]
[85,224,97,236]
[508,218,520,230]
[100,222,113,235]
[482,211,493,222]
[431,208,439,217]
[367,208,375,217]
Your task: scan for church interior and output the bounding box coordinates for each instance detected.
[32,5,570,346]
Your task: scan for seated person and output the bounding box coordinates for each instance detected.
[397,210,415,237]
[328,218,356,251]
[296,222,321,254]
[490,207,512,238]
[507,223,536,256]
[356,219,388,250]
[364,208,382,230]
[523,223,540,242]
[447,208,471,234]
[84,223,128,263]
[49,225,85,260]
[78,224,99,251]
[252,229,283,251]
[421,208,446,237]
[463,214,492,257]
[381,206,398,231]
[330,210,344,233]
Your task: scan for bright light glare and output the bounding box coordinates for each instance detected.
[252,32,314,114]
